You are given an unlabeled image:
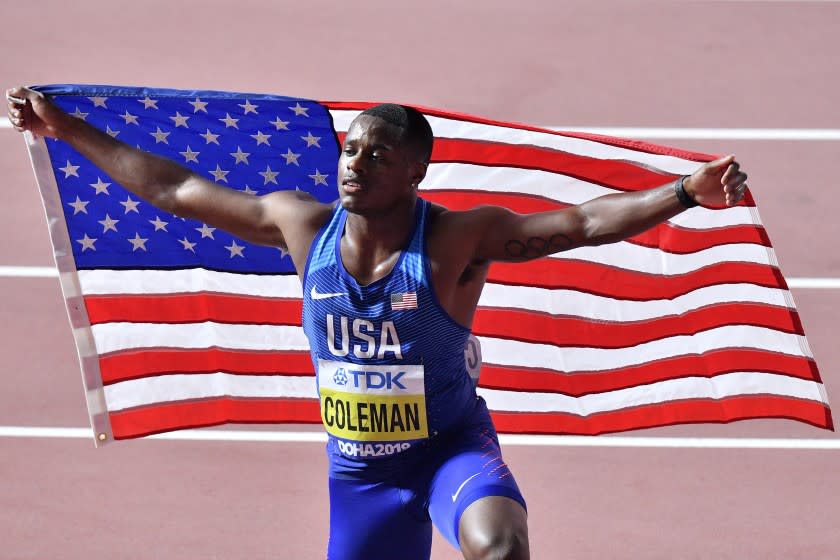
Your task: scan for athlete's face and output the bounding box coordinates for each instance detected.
[338,115,426,215]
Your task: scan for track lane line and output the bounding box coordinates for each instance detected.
[0,425,837,448]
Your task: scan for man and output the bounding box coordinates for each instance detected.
[7,87,747,560]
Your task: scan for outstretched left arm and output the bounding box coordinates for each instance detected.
[470,155,748,262]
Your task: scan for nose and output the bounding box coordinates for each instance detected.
[345,152,366,175]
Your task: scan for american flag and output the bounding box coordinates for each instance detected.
[390,292,418,311]
[24,84,832,445]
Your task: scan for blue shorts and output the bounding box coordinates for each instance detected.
[326,407,526,560]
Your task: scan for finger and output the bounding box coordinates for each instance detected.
[6,87,27,106]
[707,154,736,174]
[727,183,748,205]
[723,171,748,191]
[720,161,741,185]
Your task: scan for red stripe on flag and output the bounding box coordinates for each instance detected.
[489,395,834,435]
[99,349,315,385]
[109,397,322,440]
[479,350,821,396]
[473,303,803,349]
[85,293,302,325]
[489,260,787,297]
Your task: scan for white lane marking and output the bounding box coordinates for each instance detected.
[0,426,838,449]
[547,127,840,141]
[0,265,58,277]
[2,116,840,139]
[452,472,482,502]
[1,266,839,289]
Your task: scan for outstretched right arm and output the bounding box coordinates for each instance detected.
[6,86,327,253]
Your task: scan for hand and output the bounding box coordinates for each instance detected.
[6,86,69,139]
[683,154,748,208]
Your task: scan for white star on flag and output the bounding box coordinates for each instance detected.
[121,111,139,125]
[98,214,119,233]
[259,165,279,185]
[179,146,200,163]
[195,224,216,239]
[251,130,271,146]
[219,113,239,128]
[149,216,169,231]
[59,161,80,178]
[138,96,159,109]
[150,127,171,144]
[189,98,208,113]
[90,177,111,194]
[169,112,190,128]
[309,169,328,186]
[281,148,301,166]
[200,129,220,145]
[238,100,258,114]
[179,237,197,252]
[270,116,289,130]
[209,164,230,183]
[106,126,120,138]
[289,102,309,116]
[120,196,141,214]
[128,233,148,251]
[230,147,250,165]
[71,107,89,120]
[68,196,89,215]
[88,96,108,108]
[76,234,97,252]
[225,240,245,258]
[301,132,321,148]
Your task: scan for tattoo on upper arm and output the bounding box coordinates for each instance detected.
[504,233,573,260]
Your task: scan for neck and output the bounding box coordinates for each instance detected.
[340,196,419,286]
[344,195,418,251]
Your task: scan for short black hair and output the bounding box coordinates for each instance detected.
[359,104,434,163]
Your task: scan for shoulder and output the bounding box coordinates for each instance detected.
[426,200,514,235]
[262,189,335,226]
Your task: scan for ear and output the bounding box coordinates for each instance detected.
[410,161,428,188]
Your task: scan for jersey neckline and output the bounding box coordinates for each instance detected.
[334,198,426,291]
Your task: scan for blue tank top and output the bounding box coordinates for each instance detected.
[302,198,476,472]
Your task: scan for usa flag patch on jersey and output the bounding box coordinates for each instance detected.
[390,292,418,310]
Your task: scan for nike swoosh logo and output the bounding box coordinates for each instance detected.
[451,472,482,502]
[310,285,348,300]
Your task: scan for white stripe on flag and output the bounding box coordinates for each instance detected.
[104,373,316,412]
[479,282,795,320]
[330,110,704,176]
[79,268,303,297]
[77,269,795,322]
[101,370,826,415]
[90,322,311,355]
[90,321,809,372]
[550,241,776,274]
[479,371,829,415]
[478,325,812,372]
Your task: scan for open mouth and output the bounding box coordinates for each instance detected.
[342,179,364,192]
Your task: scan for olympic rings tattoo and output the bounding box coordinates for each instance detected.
[504,233,573,260]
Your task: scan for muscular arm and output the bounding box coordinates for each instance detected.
[6,87,326,250]
[470,157,748,263]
